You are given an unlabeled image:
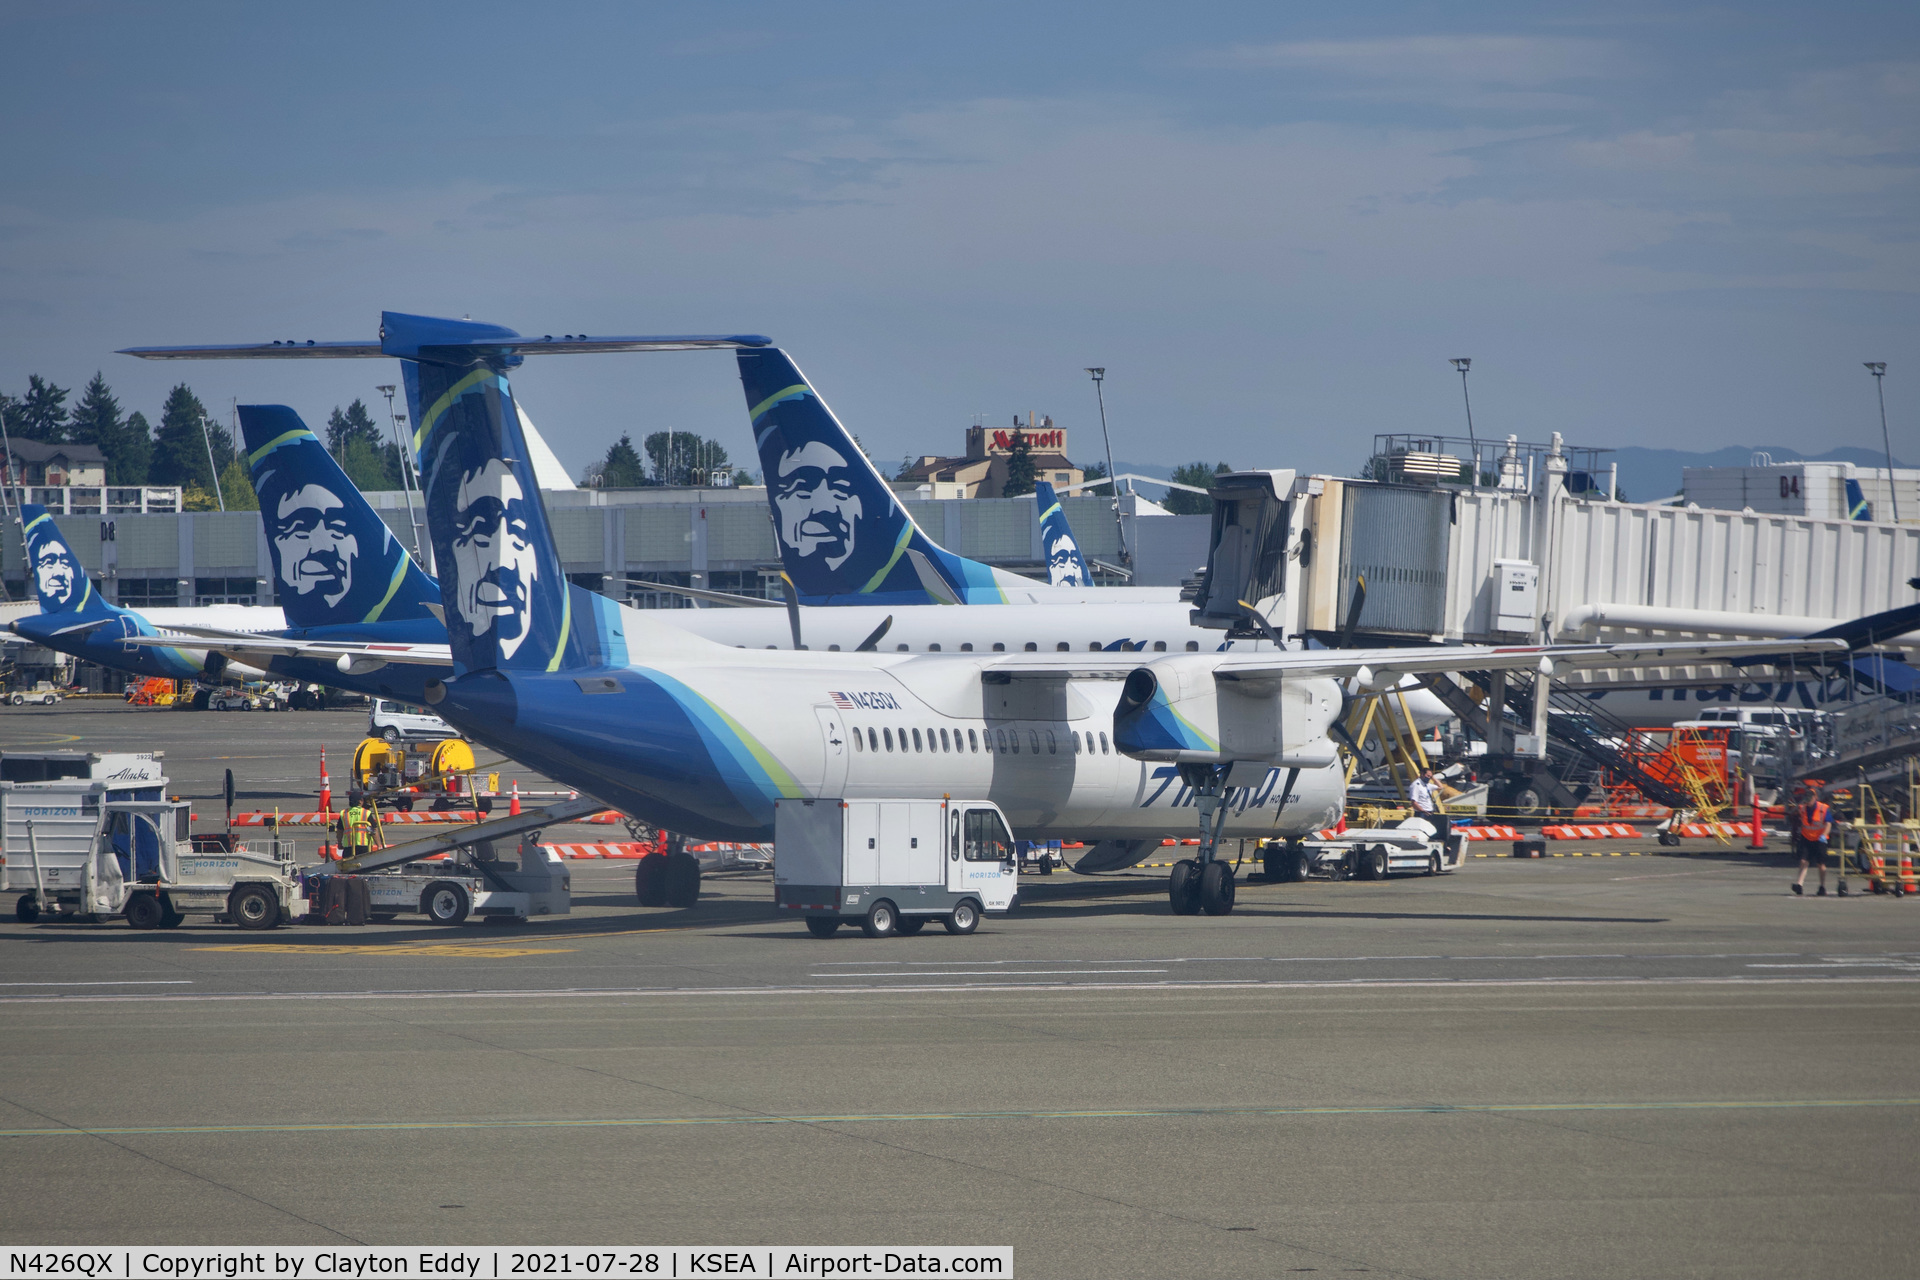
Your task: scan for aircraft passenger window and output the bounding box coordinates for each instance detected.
[867,729,878,752]
[883,728,894,751]
[1089,642,1102,651]
[1046,730,1057,754]
[1024,642,1037,652]
[929,643,941,652]
[968,728,979,752]
[961,643,974,652]
[1072,732,1081,754]
[1057,642,1070,651]
[1153,641,1166,652]
[1186,641,1199,651]
[912,728,923,752]
[939,728,951,751]
[964,808,1013,862]
[852,729,863,752]
[829,645,842,652]
[1010,729,1021,755]
[897,644,910,652]
[1028,730,1041,754]
[992,643,1005,652]
[1099,732,1109,754]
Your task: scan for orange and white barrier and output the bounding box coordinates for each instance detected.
[1459,825,1521,840]
[1673,821,1745,839]
[1541,823,1642,840]
[233,808,624,827]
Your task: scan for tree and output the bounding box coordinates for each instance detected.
[644,430,729,486]
[149,384,233,490]
[68,372,151,485]
[338,435,401,492]
[1164,461,1231,515]
[325,399,383,458]
[218,456,258,511]
[9,375,71,442]
[598,434,649,487]
[1001,429,1036,498]
[1080,460,1110,485]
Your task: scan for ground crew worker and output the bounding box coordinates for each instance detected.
[1409,769,1440,818]
[1793,788,1832,896]
[340,799,385,860]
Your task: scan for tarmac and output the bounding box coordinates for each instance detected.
[2,704,1917,1278]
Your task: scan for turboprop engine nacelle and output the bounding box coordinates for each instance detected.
[1112,656,1342,768]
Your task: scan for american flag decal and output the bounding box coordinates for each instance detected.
[830,691,855,709]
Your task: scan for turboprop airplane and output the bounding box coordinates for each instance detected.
[118,312,1867,917]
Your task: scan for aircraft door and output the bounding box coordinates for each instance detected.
[119,615,139,654]
[814,705,849,795]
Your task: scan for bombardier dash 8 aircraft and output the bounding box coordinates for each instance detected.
[122,313,1869,916]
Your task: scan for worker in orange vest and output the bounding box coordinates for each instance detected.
[1793,788,1832,896]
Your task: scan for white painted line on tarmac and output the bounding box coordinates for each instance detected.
[2,974,1918,1004]
[0,980,194,986]
[809,969,1170,978]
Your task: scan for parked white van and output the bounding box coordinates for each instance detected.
[369,699,457,743]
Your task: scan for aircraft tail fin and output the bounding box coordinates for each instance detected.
[396,313,603,674]
[19,504,112,618]
[1846,476,1874,521]
[736,346,1036,605]
[238,404,441,629]
[1034,481,1092,586]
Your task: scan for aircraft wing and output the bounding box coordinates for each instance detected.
[127,634,453,668]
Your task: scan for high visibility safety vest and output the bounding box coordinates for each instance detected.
[345,806,376,845]
[1798,801,1830,841]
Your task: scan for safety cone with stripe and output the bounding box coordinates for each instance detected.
[318,746,332,814]
[509,779,521,817]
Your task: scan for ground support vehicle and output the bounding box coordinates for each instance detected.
[369,698,458,743]
[773,797,1019,938]
[6,681,65,707]
[330,797,594,923]
[1,779,302,928]
[1261,816,1468,882]
[1017,838,1065,875]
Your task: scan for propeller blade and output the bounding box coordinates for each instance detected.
[856,615,894,652]
[1336,573,1367,648]
[781,573,803,650]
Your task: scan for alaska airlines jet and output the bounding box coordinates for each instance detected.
[119,312,1858,913]
[8,504,282,682]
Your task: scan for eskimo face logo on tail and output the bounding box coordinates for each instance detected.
[271,484,357,607]
[1046,527,1085,587]
[31,536,80,611]
[774,440,863,572]
[451,458,539,661]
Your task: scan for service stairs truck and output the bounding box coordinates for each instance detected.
[774,797,1020,938]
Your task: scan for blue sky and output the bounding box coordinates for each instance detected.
[1,2,1915,480]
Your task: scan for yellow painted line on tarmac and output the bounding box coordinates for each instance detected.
[2,1097,1914,1139]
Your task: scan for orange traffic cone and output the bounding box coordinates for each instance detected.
[509,779,521,817]
[318,746,332,814]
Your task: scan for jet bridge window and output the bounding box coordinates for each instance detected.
[964,809,1013,862]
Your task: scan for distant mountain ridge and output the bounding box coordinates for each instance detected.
[1610,445,1902,503]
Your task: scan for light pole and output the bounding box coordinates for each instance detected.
[1867,363,1898,523]
[1451,358,1478,490]
[376,384,431,571]
[1086,367,1128,569]
[198,414,226,512]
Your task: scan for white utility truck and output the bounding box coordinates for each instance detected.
[774,797,1020,938]
[2,779,302,928]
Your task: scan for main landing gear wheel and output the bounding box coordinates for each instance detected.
[805,917,839,939]
[663,851,701,909]
[1168,858,1202,915]
[943,899,980,935]
[635,852,668,907]
[861,899,899,939]
[1199,861,1235,916]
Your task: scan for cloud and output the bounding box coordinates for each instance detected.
[1201,34,1623,93]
